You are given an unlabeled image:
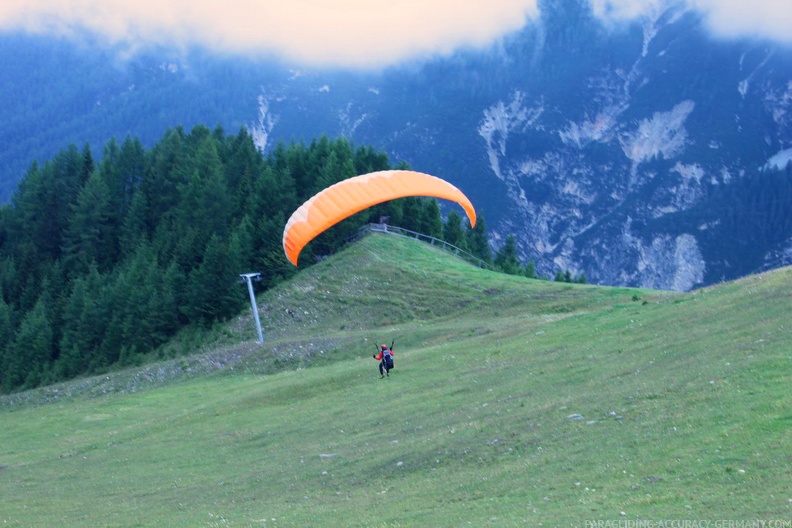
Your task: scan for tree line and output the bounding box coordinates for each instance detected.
[0,125,541,393]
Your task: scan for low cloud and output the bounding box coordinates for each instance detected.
[0,1,539,68]
[0,0,790,69]
[687,0,792,44]
[592,0,792,45]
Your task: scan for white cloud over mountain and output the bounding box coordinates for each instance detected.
[0,1,789,68]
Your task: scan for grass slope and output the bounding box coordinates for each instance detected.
[1,234,791,527]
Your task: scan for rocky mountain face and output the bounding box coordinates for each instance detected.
[2,1,791,290]
[468,4,792,290]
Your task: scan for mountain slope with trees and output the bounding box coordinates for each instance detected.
[3,2,791,290]
[0,128,515,393]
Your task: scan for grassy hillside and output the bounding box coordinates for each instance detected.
[1,234,790,526]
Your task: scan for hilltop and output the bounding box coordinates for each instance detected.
[1,233,790,525]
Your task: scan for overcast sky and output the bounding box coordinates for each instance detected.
[0,0,790,69]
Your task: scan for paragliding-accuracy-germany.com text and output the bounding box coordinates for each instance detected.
[584,519,791,528]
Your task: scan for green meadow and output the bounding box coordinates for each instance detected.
[1,234,790,527]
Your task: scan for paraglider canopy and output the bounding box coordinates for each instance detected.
[282,169,476,266]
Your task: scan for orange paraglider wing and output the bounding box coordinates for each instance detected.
[282,170,476,266]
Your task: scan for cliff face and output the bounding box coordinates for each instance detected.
[458,4,791,290]
[476,88,710,290]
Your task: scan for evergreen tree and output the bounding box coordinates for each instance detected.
[248,165,296,227]
[62,172,117,277]
[80,143,95,187]
[229,216,256,275]
[399,197,424,232]
[443,210,468,250]
[466,213,492,263]
[354,144,390,174]
[271,140,310,200]
[420,200,444,239]
[119,189,150,257]
[182,127,232,238]
[11,155,77,263]
[0,254,23,311]
[185,235,243,325]
[523,260,537,279]
[56,268,109,379]
[256,213,293,285]
[0,298,15,392]
[307,135,334,195]
[328,140,357,186]
[225,128,267,216]
[142,127,189,228]
[6,297,53,389]
[118,245,180,353]
[494,234,522,275]
[100,135,145,223]
[161,262,188,329]
[160,127,231,271]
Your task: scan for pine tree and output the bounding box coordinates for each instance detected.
[229,216,255,275]
[160,127,231,272]
[354,144,390,174]
[101,135,145,221]
[185,235,243,325]
[0,298,15,392]
[177,127,232,239]
[119,246,180,353]
[421,200,444,239]
[248,165,296,227]
[80,143,95,187]
[494,234,522,275]
[62,172,117,277]
[119,189,149,257]
[443,210,468,251]
[142,127,189,228]
[256,213,293,284]
[466,213,492,263]
[6,298,53,390]
[523,260,537,279]
[225,128,267,216]
[399,197,424,232]
[56,268,110,379]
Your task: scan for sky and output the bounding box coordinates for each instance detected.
[0,0,790,69]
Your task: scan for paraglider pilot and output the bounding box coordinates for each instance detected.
[373,343,394,378]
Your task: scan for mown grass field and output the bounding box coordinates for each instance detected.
[1,234,791,527]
